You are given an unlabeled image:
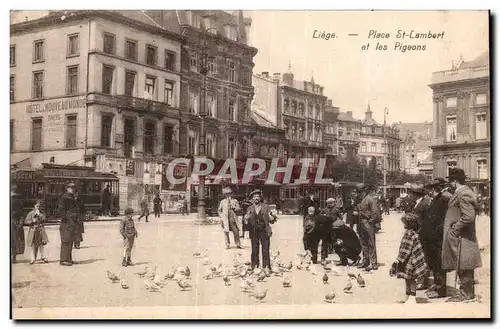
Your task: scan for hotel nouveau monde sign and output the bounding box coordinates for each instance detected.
[25,97,86,132]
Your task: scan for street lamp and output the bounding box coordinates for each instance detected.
[383,107,389,198]
[197,27,217,220]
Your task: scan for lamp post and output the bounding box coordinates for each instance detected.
[383,107,389,198]
[197,27,217,220]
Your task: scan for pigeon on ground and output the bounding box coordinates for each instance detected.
[120,279,129,289]
[323,273,329,284]
[282,276,292,288]
[135,267,148,278]
[177,279,192,291]
[343,280,353,294]
[107,270,120,283]
[357,274,366,288]
[250,289,268,303]
[257,271,266,282]
[325,291,336,303]
[223,275,231,286]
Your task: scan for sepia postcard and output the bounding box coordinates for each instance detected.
[10,9,491,320]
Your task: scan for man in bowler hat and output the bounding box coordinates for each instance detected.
[442,168,482,302]
[218,186,242,249]
[244,189,278,275]
[356,184,381,271]
[56,182,81,266]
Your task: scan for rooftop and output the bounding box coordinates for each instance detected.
[431,51,489,85]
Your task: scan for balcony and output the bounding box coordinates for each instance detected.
[431,65,489,85]
[87,93,181,117]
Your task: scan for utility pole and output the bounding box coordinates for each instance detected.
[383,107,389,198]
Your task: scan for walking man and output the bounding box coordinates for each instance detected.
[218,187,242,249]
[423,178,452,298]
[138,196,150,222]
[356,184,381,271]
[244,189,278,275]
[442,168,482,303]
[56,182,80,266]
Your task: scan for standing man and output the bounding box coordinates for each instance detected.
[56,182,80,266]
[11,184,25,263]
[356,184,381,271]
[422,178,452,299]
[102,184,111,216]
[442,168,482,303]
[218,187,242,249]
[345,189,360,230]
[73,191,85,249]
[244,189,278,275]
[153,193,162,218]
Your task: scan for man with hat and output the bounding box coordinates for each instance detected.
[406,182,433,290]
[345,187,362,229]
[244,189,278,275]
[356,184,381,271]
[56,182,81,266]
[442,168,482,302]
[301,189,320,222]
[11,184,25,263]
[218,186,242,249]
[421,177,452,298]
[331,216,362,266]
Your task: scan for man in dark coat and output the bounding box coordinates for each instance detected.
[422,178,452,298]
[153,193,162,218]
[442,168,482,303]
[356,184,381,271]
[407,183,432,289]
[345,190,361,229]
[11,185,25,263]
[331,217,362,266]
[102,184,111,216]
[243,189,278,275]
[56,182,81,266]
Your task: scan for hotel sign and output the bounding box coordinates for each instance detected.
[26,98,86,114]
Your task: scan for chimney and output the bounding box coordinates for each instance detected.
[346,111,353,118]
[282,72,294,86]
[261,72,269,78]
[327,99,332,107]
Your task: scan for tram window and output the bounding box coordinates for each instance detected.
[290,189,295,199]
[34,183,44,197]
[91,181,101,193]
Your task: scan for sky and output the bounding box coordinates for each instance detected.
[246,10,489,125]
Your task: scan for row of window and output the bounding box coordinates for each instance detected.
[360,142,398,155]
[10,34,80,67]
[189,53,251,85]
[444,93,488,108]
[283,99,322,119]
[445,113,488,142]
[283,122,322,142]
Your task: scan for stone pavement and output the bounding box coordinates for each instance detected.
[11,211,490,317]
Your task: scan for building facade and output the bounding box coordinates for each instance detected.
[336,110,361,159]
[358,105,401,172]
[10,10,185,211]
[394,122,433,175]
[323,99,339,157]
[429,52,490,194]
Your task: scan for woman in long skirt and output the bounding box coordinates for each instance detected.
[11,189,25,263]
[25,201,49,264]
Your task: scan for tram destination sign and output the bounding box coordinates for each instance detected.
[44,169,92,178]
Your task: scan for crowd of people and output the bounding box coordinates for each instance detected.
[11,166,484,304]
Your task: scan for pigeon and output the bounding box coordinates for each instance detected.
[193,251,201,257]
[257,271,266,282]
[323,273,329,284]
[203,269,214,280]
[282,276,292,288]
[240,279,252,292]
[144,280,160,292]
[310,265,318,276]
[250,289,268,303]
[177,279,192,291]
[245,278,255,288]
[347,270,357,280]
[239,267,248,278]
[107,270,120,283]
[185,266,191,279]
[343,280,353,294]
[357,274,366,288]
[244,260,251,266]
[286,261,293,271]
[223,275,231,286]
[325,291,336,303]
[164,270,175,280]
[120,279,129,289]
[135,267,148,278]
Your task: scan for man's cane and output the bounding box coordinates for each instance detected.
[454,236,462,290]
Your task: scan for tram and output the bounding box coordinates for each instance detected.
[11,163,120,222]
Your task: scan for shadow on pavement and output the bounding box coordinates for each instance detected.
[77,245,97,249]
[133,261,150,266]
[73,258,105,265]
[12,281,35,289]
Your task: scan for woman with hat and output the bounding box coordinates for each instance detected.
[218,186,242,249]
[243,189,278,275]
[11,184,25,263]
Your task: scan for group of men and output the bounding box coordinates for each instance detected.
[405,167,482,302]
[300,185,381,271]
[218,187,278,276]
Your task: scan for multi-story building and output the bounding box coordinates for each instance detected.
[10,10,185,210]
[429,52,490,194]
[358,105,401,172]
[336,110,361,158]
[323,99,339,157]
[394,121,433,175]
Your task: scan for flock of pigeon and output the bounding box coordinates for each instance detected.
[105,249,368,304]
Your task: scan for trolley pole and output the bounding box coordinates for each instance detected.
[383,107,389,198]
[197,28,217,221]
